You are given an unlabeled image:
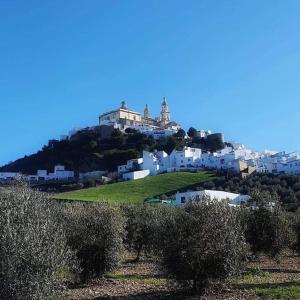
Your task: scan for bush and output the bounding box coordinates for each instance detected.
[64,203,125,282]
[60,182,84,192]
[290,211,300,255]
[158,202,247,290]
[243,191,293,259]
[0,184,72,300]
[123,204,176,261]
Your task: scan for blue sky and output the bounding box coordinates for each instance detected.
[0,0,300,166]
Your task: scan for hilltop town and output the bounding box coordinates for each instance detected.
[0,98,300,184]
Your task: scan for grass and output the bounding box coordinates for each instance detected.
[230,265,300,300]
[255,285,300,300]
[105,273,168,286]
[54,171,215,204]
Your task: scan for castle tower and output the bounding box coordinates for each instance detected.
[160,97,170,124]
[144,104,151,119]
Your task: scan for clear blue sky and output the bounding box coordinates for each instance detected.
[1,0,300,166]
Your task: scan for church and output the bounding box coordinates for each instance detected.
[99,98,181,133]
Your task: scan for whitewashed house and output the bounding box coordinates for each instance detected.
[118,158,143,174]
[130,125,177,140]
[47,165,74,180]
[169,147,202,170]
[175,190,251,206]
[0,172,22,181]
[117,144,300,181]
[27,165,75,181]
[274,160,300,175]
[142,150,169,175]
[123,169,150,180]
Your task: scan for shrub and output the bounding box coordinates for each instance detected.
[244,191,293,259]
[290,211,300,255]
[64,203,125,282]
[123,204,176,261]
[0,184,72,300]
[60,182,84,192]
[158,202,247,290]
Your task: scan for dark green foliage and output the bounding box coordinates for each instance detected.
[195,172,300,211]
[111,128,123,137]
[242,191,293,259]
[187,127,197,138]
[296,216,300,255]
[158,202,247,290]
[123,205,176,260]
[174,128,186,138]
[64,203,125,282]
[60,182,84,192]
[0,126,226,174]
[289,211,300,255]
[0,184,73,300]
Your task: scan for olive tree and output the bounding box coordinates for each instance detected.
[64,203,125,282]
[158,202,248,290]
[243,190,293,259]
[0,184,72,300]
[123,204,177,261]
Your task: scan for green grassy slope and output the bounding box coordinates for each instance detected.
[55,171,215,204]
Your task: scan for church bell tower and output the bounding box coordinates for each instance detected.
[160,97,170,124]
[144,104,151,119]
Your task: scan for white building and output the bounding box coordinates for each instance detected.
[117,145,300,181]
[26,165,75,182]
[0,172,22,181]
[196,129,212,138]
[142,150,169,175]
[169,147,202,170]
[47,165,74,180]
[118,158,143,174]
[175,190,251,206]
[123,169,150,180]
[99,99,181,138]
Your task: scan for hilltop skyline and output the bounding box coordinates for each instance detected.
[1,0,300,166]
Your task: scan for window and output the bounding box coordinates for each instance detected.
[181,197,186,204]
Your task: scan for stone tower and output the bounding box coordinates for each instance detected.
[160,97,170,124]
[144,104,151,119]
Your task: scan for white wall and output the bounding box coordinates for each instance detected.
[123,169,150,180]
[175,190,250,205]
[0,172,21,180]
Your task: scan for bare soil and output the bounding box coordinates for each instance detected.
[65,255,300,300]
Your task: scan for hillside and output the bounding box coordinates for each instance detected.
[0,126,224,174]
[55,171,215,203]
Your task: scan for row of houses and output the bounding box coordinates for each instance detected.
[0,165,75,183]
[118,145,300,180]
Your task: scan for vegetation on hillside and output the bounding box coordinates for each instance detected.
[0,185,299,299]
[196,171,300,212]
[55,171,215,203]
[56,170,300,211]
[0,126,225,174]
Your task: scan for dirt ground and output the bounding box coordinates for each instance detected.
[65,255,300,300]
